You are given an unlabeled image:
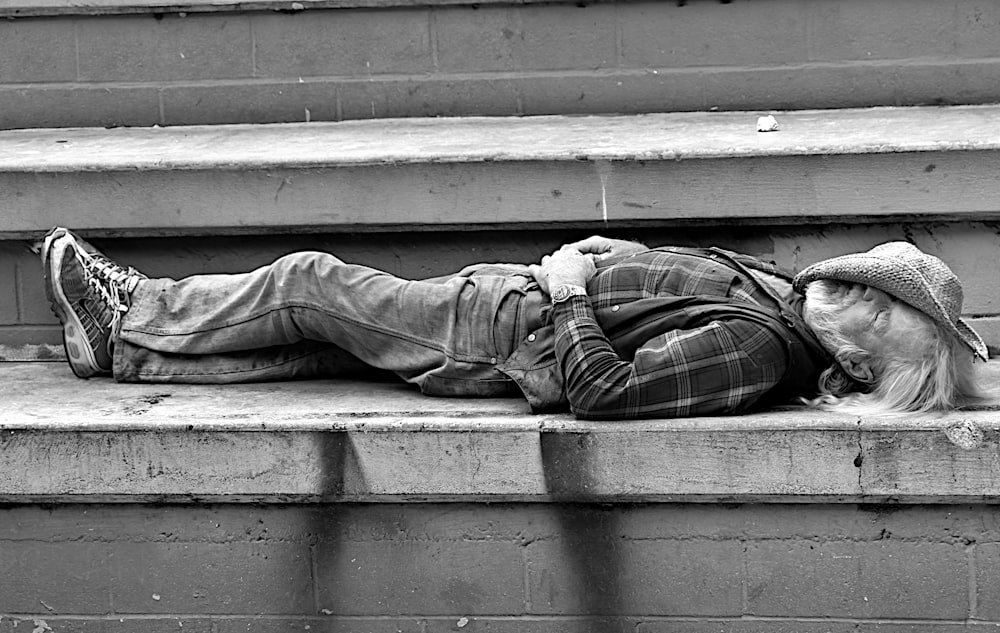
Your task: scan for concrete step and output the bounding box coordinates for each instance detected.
[3,361,1000,503]
[2,105,999,239]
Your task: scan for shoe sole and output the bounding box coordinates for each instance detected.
[41,228,104,378]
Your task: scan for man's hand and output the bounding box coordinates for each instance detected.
[563,235,647,262]
[529,246,597,295]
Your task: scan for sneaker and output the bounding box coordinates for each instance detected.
[41,227,146,378]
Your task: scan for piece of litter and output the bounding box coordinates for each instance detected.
[756,115,780,132]
[457,617,469,627]
[32,621,52,633]
[152,593,161,601]
[319,609,334,615]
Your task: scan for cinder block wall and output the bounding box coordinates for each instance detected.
[1,0,999,129]
[2,502,999,630]
[6,222,1000,354]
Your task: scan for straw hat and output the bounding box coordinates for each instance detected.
[792,241,988,361]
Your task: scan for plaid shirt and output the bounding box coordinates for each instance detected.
[551,248,807,419]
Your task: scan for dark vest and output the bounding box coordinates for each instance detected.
[499,247,833,414]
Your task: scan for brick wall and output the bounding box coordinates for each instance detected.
[2,0,999,129]
[2,502,999,630]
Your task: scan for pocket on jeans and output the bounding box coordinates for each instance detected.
[453,276,526,361]
[420,372,520,398]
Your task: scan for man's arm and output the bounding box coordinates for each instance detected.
[527,236,647,292]
[552,301,788,419]
[562,235,648,263]
[532,244,787,419]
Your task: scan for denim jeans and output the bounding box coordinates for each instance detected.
[113,251,542,397]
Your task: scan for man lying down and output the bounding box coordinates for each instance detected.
[41,229,991,419]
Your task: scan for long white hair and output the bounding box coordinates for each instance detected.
[802,281,989,414]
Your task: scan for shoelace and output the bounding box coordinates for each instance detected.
[70,240,146,338]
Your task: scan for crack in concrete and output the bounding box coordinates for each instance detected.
[855,417,865,495]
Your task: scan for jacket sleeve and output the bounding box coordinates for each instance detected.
[551,296,789,419]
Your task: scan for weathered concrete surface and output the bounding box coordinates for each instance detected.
[5,106,999,171]
[2,362,1000,502]
[2,106,999,238]
[2,0,555,16]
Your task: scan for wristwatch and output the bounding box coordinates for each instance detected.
[550,284,588,304]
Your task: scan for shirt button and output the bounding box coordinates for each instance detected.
[527,333,536,342]
[611,305,620,312]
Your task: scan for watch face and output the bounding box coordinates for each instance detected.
[552,285,583,302]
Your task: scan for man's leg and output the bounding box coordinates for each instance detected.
[43,228,532,389]
[117,249,483,380]
[113,339,395,384]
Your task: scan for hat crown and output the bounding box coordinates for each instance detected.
[867,242,963,321]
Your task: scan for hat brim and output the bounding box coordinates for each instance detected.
[956,318,990,362]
